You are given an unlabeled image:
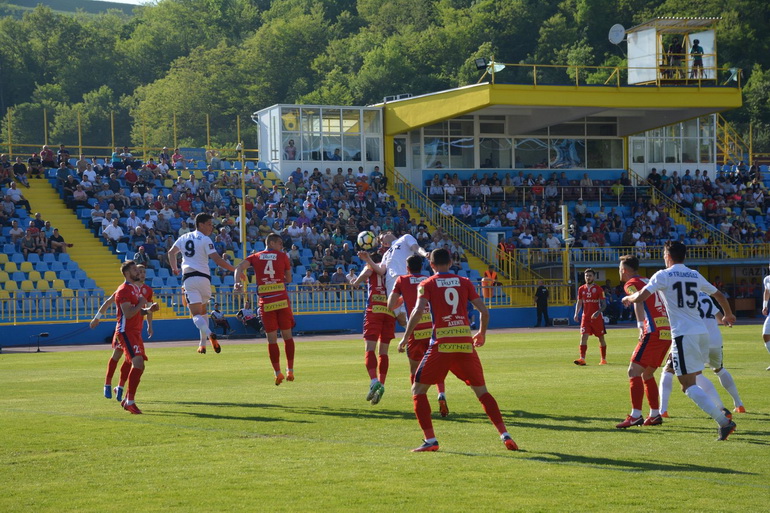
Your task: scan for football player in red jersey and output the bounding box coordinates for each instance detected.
[352,252,395,404]
[573,268,608,365]
[92,264,155,403]
[398,249,518,452]
[615,255,672,428]
[234,233,296,385]
[388,254,449,416]
[112,260,158,414]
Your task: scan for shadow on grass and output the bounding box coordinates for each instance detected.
[507,410,621,432]
[148,408,305,424]
[525,452,755,475]
[149,400,492,423]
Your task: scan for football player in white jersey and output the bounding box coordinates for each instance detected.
[168,213,235,354]
[358,231,428,326]
[761,265,770,370]
[623,241,738,441]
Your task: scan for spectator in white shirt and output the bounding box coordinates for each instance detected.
[440,200,453,216]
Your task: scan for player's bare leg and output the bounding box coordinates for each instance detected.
[574,333,589,365]
[471,385,518,450]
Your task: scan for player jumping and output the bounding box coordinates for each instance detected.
[234,233,297,385]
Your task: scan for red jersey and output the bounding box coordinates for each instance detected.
[114,282,143,334]
[139,283,153,302]
[418,272,479,346]
[578,283,605,319]
[624,276,670,335]
[246,249,291,310]
[366,271,393,317]
[393,274,432,340]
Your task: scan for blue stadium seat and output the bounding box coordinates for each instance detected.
[151,277,165,288]
[74,270,87,280]
[223,276,235,286]
[67,279,81,289]
[11,254,23,264]
[50,262,64,272]
[59,270,73,281]
[83,278,97,289]
[43,253,56,263]
[34,262,49,273]
[27,254,40,263]
[157,268,170,279]
[116,243,129,254]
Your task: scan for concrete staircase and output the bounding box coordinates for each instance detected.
[24,179,125,295]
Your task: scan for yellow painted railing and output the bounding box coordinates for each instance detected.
[716,114,750,166]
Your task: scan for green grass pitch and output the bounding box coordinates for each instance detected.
[1,325,768,512]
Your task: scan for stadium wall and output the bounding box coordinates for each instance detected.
[0,306,574,349]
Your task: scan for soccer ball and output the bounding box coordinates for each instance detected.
[357,230,376,250]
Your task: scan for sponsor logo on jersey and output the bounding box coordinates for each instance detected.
[263,299,289,312]
[654,317,669,327]
[658,329,672,340]
[409,276,423,284]
[437,341,473,352]
[371,294,387,303]
[413,328,433,340]
[436,326,472,339]
[260,253,278,260]
[372,304,395,316]
[258,283,286,293]
[419,313,432,324]
[436,277,460,288]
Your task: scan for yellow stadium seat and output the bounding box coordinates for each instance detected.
[0,290,9,300]
[28,271,42,282]
[163,179,174,188]
[36,280,50,291]
[193,169,204,179]
[266,171,278,180]
[44,271,57,281]
[263,179,273,188]
[248,189,258,198]
[0,254,8,264]
[20,280,34,292]
[0,271,8,283]
[20,261,33,273]
[4,262,18,273]
[4,281,18,292]
[52,279,65,291]
[61,288,74,298]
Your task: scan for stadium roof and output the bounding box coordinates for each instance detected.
[377,81,741,137]
[626,17,721,34]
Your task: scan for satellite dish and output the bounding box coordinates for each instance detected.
[490,63,506,73]
[608,24,626,45]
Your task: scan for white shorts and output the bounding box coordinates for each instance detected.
[705,323,723,369]
[183,275,212,306]
[763,315,770,336]
[385,273,407,317]
[671,333,709,376]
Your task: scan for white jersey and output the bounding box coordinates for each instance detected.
[764,275,770,297]
[173,230,216,275]
[643,263,717,337]
[382,234,420,291]
[698,292,722,346]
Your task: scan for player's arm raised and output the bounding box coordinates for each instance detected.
[357,250,386,276]
[90,293,115,328]
[470,297,489,347]
[409,242,429,258]
[623,287,652,306]
[398,296,428,352]
[350,267,372,288]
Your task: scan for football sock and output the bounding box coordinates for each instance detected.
[105,357,118,385]
[437,382,446,395]
[478,393,507,435]
[579,345,587,359]
[267,342,281,372]
[378,354,389,385]
[644,377,660,410]
[413,394,435,440]
[600,345,607,360]
[118,360,132,387]
[715,368,743,407]
[192,315,211,338]
[284,338,295,369]
[685,384,729,427]
[630,376,644,411]
[659,371,673,412]
[695,374,724,409]
[365,351,377,379]
[126,367,144,402]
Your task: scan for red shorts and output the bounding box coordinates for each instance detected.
[114,331,147,361]
[580,316,606,337]
[259,303,295,333]
[363,311,396,344]
[407,337,431,362]
[415,342,485,387]
[631,330,672,368]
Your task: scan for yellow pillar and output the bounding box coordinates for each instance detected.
[110,111,115,152]
[43,109,48,146]
[77,110,83,156]
[173,113,177,149]
[6,108,13,159]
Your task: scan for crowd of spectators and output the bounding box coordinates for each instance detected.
[40,145,469,286]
